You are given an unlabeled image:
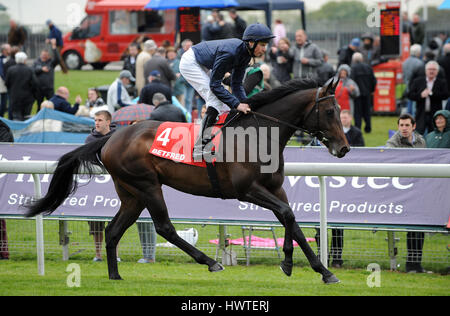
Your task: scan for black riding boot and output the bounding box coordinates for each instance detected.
[192,107,219,160]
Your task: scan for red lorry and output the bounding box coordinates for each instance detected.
[61,0,176,70]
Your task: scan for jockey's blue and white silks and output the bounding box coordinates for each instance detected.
[179,39,251,114]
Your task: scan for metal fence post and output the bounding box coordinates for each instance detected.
[318,176,328,268]
[32,174,45,276]
[59,220,70,261]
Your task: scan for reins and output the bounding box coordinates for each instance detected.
[250,87,335,142]
[207,87,336,143]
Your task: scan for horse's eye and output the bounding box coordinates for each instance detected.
[326,109,334,117]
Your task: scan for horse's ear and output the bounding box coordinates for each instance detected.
[322,77,335,95]
[330,77,340,94]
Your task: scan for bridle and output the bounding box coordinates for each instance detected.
[250,87,336,142]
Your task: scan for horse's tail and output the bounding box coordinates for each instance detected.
[25,135,112,217]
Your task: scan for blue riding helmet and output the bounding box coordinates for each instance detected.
[242,23,275,43]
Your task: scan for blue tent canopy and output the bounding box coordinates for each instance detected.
[145,0,238,10]
[0,108,94,143]
[438,0,450,9]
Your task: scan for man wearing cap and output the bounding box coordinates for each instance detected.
[107,70,135,113]
[138,70,172,106]
[179,23,274,159]
[45,19,68,73]
[338,38,360,68]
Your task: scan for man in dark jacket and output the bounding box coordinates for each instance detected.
[149,93,186,123]
[411,14,425,45]
[5,52,38,121]
[179,23,274,159]
[7,20,27,49]
[228,9,247,39]
[340,110,365,147]
[46,20,68,73]
[351,52,377,133]
[338,38,360,68]
[49,86,82,115]
[33,39,60,110]
[143,47,176,87]
[123,43,139,78]
[409,61,449,134]
[138,70,172,105]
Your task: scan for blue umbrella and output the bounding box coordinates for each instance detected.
[438,0,450,9]
[146,0,238,9]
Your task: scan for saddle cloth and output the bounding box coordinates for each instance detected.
[149,113,229,167]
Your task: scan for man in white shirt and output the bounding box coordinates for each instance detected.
[107,70,134,113]
[408,60,449,134]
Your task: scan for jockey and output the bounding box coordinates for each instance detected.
[179,23,275,159]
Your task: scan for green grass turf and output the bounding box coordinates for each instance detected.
[0,259,448,296]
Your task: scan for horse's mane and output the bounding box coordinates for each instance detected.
[245,78,319,109]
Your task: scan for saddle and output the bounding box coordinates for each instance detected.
[150,111,239,198]
[149,112,230,167]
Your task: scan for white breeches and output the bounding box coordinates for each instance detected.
[179,48,230,114]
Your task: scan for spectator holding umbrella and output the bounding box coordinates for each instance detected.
[112,103,154,127]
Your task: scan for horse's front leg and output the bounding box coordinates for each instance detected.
[241,183,296,276]
[271,187,340,284]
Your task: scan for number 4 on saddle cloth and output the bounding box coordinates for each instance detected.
[149,112,231,167]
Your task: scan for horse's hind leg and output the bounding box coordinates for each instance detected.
[105,183,145,280]
[143,185,224,273]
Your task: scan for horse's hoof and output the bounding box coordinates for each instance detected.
[280,261,292,277]
[209,262,225,272]
[322,273,340,284]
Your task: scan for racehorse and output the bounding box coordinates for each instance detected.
[26,78,350,283]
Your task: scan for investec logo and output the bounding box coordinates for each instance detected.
[287,176,414,190]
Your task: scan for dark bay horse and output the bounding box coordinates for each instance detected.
[26,78,350,283]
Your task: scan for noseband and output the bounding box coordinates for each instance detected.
[250,87,336,142]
